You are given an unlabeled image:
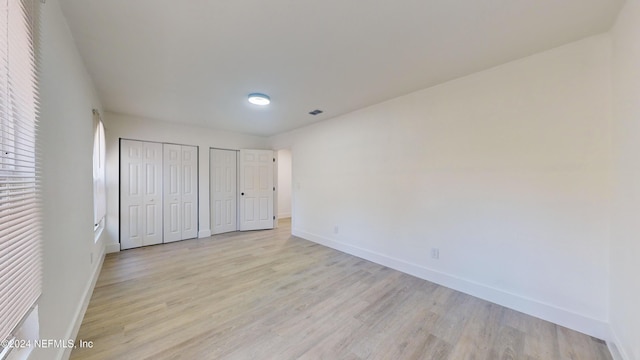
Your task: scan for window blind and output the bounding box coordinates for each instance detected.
[0,0,42,347]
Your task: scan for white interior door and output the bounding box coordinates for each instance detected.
[239,149,274,231]
[163,144,198,242]
[121,140,162,249]
[211,149,238,234]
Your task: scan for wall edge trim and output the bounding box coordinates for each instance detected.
[607,327,631,360]
[58,247,105,360]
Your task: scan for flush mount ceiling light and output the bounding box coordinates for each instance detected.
[248,93,271,106]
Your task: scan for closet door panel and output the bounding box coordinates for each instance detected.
[181,146,198,239]
[163,144,183,243]
[121,140,144,250]
[142,142,163,246]
[211,149,237,235]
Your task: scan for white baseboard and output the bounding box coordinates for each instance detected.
[608,328,631,360]
[293,228,610,340]
[59,247,105,360]
[105,243,120,253]
[278,212,291,219]
[198,229,212,238]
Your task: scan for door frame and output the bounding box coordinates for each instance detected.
[210,148,279,233]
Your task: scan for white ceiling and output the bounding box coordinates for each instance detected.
[59,0,624,137]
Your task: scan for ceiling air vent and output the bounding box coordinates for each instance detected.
[309,109,323,116]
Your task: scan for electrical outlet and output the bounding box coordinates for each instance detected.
[334,225,339,234]
[431,248,440,259]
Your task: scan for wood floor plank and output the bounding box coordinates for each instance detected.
[71,219,612,360]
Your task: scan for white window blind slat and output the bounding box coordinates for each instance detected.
[0,199,38,213]
[0,180,36,185]
[0,187,36,197]
[0,234,35,268]
[0,268,40,339]
[4,109,36,133]
[1,128,37,146]
[0,250,40,287]
[0,279,39,332]
[0,0,42,349]
[0,275,39,314]
[0,276,39,345]
[0,245,39,284]
[0,207,39,228]
[0,172,37,177]
[0,218,38,242]
[0,155,35,164]
[0,187,36,198]
[0,230,39,259]
[0,180,33,186]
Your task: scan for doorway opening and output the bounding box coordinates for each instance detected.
[276,149,292,229]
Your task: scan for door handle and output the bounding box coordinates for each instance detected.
[241,192,245,196]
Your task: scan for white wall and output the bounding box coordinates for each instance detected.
[103,112,268,251]
[35,0,105,359]
[270,35,612,339]
[610,2,640,359]
[277,149,292,218]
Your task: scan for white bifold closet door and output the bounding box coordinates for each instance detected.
[239,149,274,231]
[163,144,198,242]
[120,140,163,250]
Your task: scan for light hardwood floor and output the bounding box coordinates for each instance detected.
[72,219,612,359]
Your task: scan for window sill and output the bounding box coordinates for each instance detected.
[94,220,105,243]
